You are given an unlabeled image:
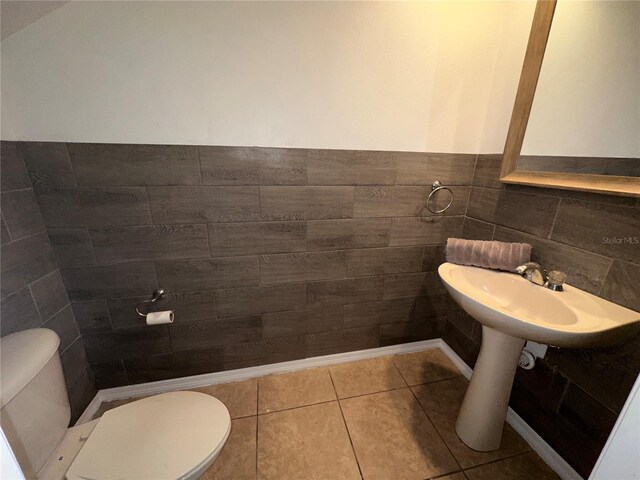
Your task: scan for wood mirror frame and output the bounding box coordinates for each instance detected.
[500,0,640,197]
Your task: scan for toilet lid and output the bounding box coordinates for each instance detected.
[66,391,231,480]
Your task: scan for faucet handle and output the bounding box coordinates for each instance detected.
[545,270,567,291]
[515,262,541,274]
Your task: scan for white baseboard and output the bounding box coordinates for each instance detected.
[74,389,104,425]
[77,337,582,480]
[506,409,583,480]
[438,341,473,379]
[77,339,442,423]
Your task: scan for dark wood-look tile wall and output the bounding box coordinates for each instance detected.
[346,246,424,277]
[35,186,152,227]
[19,141,476,391]
[30,270,70,320]
[67,143,201,186]
[89,224,210,264]
[21,142,77,187]
[200,146,307,185]
[147,186,261,223]
[9,140,639,479]
[456,153,640,478]
[207,221,306,256]
[0,141,96,423]
[1,215,10,245]
[1,189,46,239]
[307,149,399,185]
[48,228,98,267]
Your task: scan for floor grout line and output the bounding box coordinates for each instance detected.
[257,398,338,416]
[327,368,365,480]
[393,352,466,475]
[461,450,533,473]
[407,384,463,475]
[255,378,260,478]
[428,469,465,480]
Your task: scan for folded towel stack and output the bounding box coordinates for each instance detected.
[446,238,532,272]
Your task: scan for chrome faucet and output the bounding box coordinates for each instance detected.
[515,262,567,291]
[515,262,546,285]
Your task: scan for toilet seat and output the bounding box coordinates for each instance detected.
[65,391,231,480]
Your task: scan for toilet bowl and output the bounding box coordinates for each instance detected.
[0,329,231,480]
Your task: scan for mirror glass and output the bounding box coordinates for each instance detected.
[518,1,639,177]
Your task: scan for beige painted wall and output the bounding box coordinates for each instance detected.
[1,1,535,153]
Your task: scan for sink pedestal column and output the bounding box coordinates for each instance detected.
[455,325,525,451]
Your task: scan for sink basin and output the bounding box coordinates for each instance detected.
[438,262,640,452]
[439,262,640,348]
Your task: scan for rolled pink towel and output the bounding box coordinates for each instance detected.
[446,238,531,272]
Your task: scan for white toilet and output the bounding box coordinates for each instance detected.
[0,328,231,480]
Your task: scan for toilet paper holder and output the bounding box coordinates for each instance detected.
[135,289,166,317]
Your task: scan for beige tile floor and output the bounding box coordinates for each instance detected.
[94,349,560,480]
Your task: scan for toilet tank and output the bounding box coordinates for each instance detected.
[0,329,71,478]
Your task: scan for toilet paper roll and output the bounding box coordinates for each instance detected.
[146,310,174,325]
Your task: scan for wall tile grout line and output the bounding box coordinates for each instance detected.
[64,142,80,187]
[0,228,49,247]
[463,154,479,219]
[0,212,11,244]
[122,358,132,386]
[195,145,204,185]
[547,197,563,240]
[59,334,83,357]
[103,299,117,333]
[1,187,35,195]
[554,377,572,416]
[39,213,467,229]
[1,260,58,302]
[203,222,212,259]
[26,283,45,324]
[41,301,74,325]
[143,185,154,224]
[85,228,99,267]
[63,250,447,267]
[597,259,615,297]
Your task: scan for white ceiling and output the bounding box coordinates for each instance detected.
[1,1,67,40]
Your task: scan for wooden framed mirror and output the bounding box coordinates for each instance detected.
[500,0,640,197]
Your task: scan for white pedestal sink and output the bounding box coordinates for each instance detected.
[438,262,640,452]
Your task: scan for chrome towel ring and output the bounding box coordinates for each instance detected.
[135,289,166,317]
[427,180,454,214]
